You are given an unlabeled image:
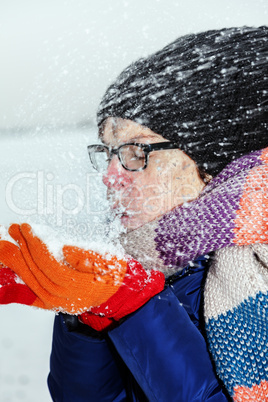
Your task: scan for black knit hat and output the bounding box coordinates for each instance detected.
[97,26,268,176]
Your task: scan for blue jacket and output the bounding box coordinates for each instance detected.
[48,257,229,401]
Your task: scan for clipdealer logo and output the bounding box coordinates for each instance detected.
[5,171,109,225]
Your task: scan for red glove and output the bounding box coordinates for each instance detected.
[0,223,128,313]
[0,223,165,329]
[0,266,36,306]
[78,258,165,331]
[0,226,37,306]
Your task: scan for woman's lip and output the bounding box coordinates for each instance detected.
[115,209,129,217]
[120,214,131,224]
[111,204,129,217]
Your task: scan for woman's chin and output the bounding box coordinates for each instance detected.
[120,214,144,232]
[120,212,160,232]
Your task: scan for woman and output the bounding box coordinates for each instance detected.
[0,26,267,401]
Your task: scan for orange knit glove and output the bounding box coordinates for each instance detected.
[78,258,165,331]
[0,223,127,314]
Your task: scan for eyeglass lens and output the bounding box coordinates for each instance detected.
[90,144,146,172]
[119,145,146,170]
[90,146,109,172]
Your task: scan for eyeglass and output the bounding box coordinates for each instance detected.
[87,142,179,172]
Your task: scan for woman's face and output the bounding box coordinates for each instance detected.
[101,117,205,231]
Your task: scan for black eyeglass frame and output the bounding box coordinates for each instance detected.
[87,142,180,172]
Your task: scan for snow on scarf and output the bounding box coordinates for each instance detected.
[120,147,268,271]
[120,147,268,401]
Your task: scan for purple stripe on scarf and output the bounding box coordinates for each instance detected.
[154,149,263,268]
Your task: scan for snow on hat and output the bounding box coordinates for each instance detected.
[97,26,268,176]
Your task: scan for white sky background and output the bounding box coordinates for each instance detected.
[0,1,267,402]
[1,0,267,130]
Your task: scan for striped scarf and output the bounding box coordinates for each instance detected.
[120,147,268,400]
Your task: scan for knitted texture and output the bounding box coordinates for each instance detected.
[0,223,128,314]
[119,217,172,275]
[79,258,165,331]
[204,244,268,401]
[0,266,37,306]
[120,148,268,400]
[121,148,268,273]
[97,26,268,176]
[0,227,37,306]
[155,147,268,268]
[0,224,165,330]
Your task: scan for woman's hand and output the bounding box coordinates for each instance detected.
[0,223,165,329]
[0,223,128,314]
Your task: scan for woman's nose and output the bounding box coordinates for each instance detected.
[102,156,132,190]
